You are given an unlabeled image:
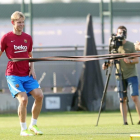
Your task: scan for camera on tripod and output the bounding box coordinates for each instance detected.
[109,30,127,53]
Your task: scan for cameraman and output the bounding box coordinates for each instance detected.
[102,26,140,125]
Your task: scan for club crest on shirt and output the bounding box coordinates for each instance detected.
[24,39,27,43]
[15,84,19,88]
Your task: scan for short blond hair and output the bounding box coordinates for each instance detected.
[11,11,25,22]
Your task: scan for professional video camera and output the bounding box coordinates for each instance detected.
[109,30,127,53]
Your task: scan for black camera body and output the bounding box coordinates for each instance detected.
[109,30,126,53]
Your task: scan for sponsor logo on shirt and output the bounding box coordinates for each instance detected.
[24,39,27,43]
[14,45,27,53]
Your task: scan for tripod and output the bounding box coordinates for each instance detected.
[96,50,133,126]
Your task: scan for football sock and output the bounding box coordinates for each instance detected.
[20,122,27,131]
[30,118,37,126]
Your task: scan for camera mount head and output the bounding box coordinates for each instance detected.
[109,30,126,54]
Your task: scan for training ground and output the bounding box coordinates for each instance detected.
[0,111,140,140]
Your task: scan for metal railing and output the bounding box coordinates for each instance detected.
[0,45,115,94]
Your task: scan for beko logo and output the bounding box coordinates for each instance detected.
[14,45,27,53]
[14,45,27,50]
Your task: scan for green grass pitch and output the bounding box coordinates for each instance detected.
[0,111,140,140]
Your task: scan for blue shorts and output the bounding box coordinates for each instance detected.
[117,76,139,98]
[6,75,40,98]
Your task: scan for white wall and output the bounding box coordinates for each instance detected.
[0,91,137,113]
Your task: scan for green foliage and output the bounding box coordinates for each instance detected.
[0,111,139,140]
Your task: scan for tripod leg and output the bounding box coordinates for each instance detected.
[120,98,126,124]
[117,63,133,125]
[96,65,113,126]
[115,60,126,124]
[127,97,134,125]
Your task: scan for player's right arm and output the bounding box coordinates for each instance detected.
[0,51,3,57]
[0,34,7,57]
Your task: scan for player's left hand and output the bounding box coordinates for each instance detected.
[124,58,130,63]
[29,68,36,79]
